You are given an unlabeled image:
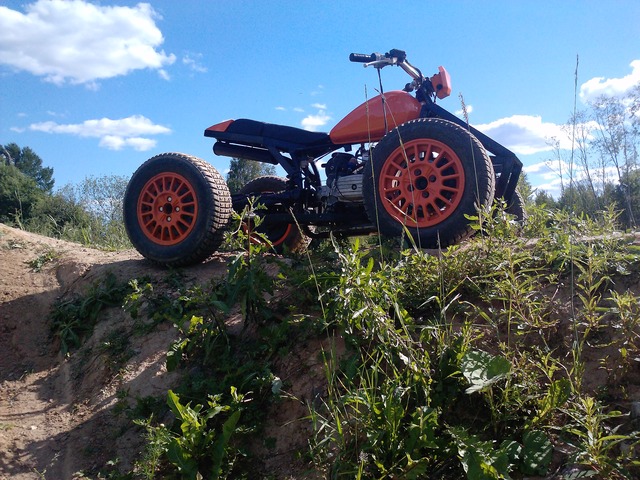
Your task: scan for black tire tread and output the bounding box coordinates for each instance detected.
[124,152,231,267]
[240,176,289,192]
[505,189,527,224]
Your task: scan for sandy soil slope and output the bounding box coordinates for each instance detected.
[0,224,219,478]
[3,222,639,479]
[0,223,329,479]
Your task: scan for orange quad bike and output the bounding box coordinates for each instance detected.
[123,49,523,267]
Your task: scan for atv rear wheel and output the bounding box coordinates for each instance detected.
[123,153,231,267]
[363,118,495,248]
[238,176,308,253]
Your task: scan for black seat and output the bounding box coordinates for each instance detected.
[227,119,330,147]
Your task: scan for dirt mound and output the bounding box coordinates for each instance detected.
[0,224,331,479]
[0,225,229,478]
[4,223,639,479]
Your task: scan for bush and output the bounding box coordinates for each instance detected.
[25,188,93,238]
[0,163,43,224]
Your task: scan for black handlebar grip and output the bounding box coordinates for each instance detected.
[349,53,376,63]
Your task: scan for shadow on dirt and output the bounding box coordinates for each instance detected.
[0,251,231,478]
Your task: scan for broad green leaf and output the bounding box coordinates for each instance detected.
[167,437,199,480]
[188,315,204,333]
[499,439,522,461]
[465,449,499,480]
[166,340,185,372]
[521,430,552,476]
[461,350,511,394]
[404,456,429,480]
[211,410,241,479]
[167,389,188,421]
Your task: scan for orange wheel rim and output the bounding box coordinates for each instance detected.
[270,224,293,247]
[242,222,292,247]
[137,172,199,245]
[241,185,291,248]
[241,202,293,247]
[379,138,465,228]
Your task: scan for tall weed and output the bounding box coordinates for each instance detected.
[50,272,132,353]
[307,204,640,479]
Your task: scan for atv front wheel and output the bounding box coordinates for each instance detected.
[363,118,495,248]
[238,176,308,253]
[505,189,527,224]
[123,153,231,267]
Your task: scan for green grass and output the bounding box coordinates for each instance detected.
[40,202,640,479]
[24,215,132,251]
[26,248,59,272]
[302,204,640,479]
[49,271,133,354]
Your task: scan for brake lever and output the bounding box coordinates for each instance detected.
[403,82,415,93]
[364,57,396,69]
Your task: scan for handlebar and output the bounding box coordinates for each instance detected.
[350,49,422,81]
[349,53,377,63]
[349,49,450,100]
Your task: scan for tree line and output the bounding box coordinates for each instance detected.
[541,86,640,228]
[0,142,129,248]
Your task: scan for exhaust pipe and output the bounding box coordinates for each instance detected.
[213,142,278,165]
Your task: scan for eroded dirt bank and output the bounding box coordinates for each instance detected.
[0,223,329,479]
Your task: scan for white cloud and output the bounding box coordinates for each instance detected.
[46,110,68,118]
[99,135,157,151]
[293,107,305,113]
[534,177,564,198]
[525,157,622,199]
[301,106,331,132]
[275,106,286,111]
[311,103,327,110]
[125,137,158,151]
[474,115,568,155]
[182,53,207,73]
[28,115,170,151]
[455,104,474,118]
[523,161,555,175]
[525,160,571,186]
[0,0,176,86]
[580,60,640,102]
[524,160,576,198]
[158,69,171,81]
[98,135,127,150]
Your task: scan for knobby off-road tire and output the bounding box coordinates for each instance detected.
[363,118,496,249]
[505,189,527,224]
[238,175,308,253]
[123,153,232,267]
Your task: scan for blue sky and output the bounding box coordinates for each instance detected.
[1,0,639,198]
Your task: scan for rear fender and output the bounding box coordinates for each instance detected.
[204,120,234,136]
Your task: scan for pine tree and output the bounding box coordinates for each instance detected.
[1,143,54,192]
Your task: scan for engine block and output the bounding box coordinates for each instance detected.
[333,174,363,201]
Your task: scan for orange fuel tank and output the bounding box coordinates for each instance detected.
[330,91,421,144]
